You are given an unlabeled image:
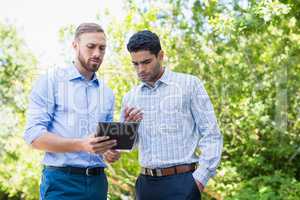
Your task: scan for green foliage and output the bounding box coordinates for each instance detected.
[106,150,139,199]
[0,0,300,199]
[227,171,300,200]
[0,21,39,199]
[101,0,300,199]
[0,134,41,200]
[0,22,36,114]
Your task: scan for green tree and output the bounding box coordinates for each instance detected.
[0,21,40,200]
[99,0,300,199]
[1,0,300,199]
[126,0,300,199]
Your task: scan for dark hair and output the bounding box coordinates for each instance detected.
[127,30,161,56]
[74,23,104,40]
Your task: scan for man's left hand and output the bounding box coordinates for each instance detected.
[104,150,121,163]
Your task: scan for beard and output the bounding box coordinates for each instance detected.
[146,62,163,82]
[78,50,101,73]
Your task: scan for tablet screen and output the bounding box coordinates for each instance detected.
[96,122,139,150]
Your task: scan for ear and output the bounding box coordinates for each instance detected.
[72,40,78,50]
[158,50,164,62]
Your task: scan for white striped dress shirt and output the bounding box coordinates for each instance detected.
[121,68,223,186]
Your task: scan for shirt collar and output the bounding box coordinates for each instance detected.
[158,67,171,85]
[67,64,99,86]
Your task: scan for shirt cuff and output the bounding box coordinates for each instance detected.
[192,166,211,187]
[23,125,47,144]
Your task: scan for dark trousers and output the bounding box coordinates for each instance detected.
[135,172,201,200]
[40,167,108,200]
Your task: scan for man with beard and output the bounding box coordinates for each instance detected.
[122,30,223,200]
[24,23,120,200]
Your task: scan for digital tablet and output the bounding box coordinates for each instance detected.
[96,122,139,150]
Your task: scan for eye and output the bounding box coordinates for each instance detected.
[99,46,106,51]
[87,44,95,49]
[132,62,138,66]
[142,60,151,64]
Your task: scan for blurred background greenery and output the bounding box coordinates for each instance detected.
[0,0,300,199]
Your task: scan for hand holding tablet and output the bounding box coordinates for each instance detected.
[96,122,139,150]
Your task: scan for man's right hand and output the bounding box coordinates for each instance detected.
[80,136,117,155]
[124,106,143,122]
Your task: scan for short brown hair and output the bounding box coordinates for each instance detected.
[74,23,104,40]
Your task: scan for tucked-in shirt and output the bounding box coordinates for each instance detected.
[121,68,223,186]
[24,65,114,167]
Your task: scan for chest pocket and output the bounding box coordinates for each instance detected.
[160,95,183,114]
[158,83,188,115]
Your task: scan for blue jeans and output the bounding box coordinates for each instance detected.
[135,172,201,200]
[40,167,108,200]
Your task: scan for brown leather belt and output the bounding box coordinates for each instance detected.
[141,163,197,177]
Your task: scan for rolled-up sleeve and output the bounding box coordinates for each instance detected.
[190,77,223,186]
[23,73,55,144]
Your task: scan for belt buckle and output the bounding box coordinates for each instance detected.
[86,167,93,176]
[149,169,154,176]
[156,169,162,176]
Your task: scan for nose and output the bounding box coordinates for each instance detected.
[136,64,146,74]
[92,49,105,58]
[92,50,101,58]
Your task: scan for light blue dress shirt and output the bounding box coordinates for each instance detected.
[121,68,223,186]
[24,66,114,167]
